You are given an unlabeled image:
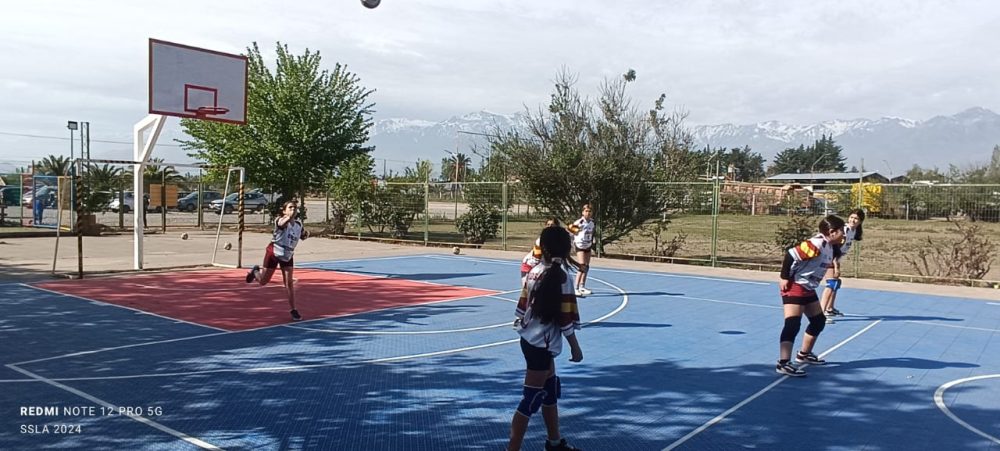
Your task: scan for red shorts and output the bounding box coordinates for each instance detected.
[263,243,294,269]
[780,283,818,305]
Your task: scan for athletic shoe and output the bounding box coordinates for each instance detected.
[544,438,581,451]
[290,309,302,321]
[574,288,587,297]
[795,351,826,365]
[245,265,259,284]
[825,316,835,324]
[775,361,806,377]
[578,287,592,296]
[828,308,844,317]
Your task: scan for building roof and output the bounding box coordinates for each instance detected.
[765,171,887,182]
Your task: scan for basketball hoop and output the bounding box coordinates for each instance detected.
[194,106,229,118]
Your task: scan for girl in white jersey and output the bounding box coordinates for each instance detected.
[776,215,845,377]
[568,204,595,297]
[245,200,309,321]
[820,209,865,322]
[508,226,583,451]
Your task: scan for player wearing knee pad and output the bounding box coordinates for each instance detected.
[821,209,865,317]
[508,226,584,451]
[516,385,547,417]
[776,215,845,376]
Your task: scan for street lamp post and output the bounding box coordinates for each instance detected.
[810,153,829,180]
[67,121,79,161]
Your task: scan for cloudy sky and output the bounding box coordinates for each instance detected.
[2,0,999,168]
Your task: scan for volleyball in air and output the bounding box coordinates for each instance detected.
[362,0,380,8]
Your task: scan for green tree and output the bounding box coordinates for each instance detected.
[440,152,473,182]
[489,69,675,253]
[766,135,847,175]
[36,155,72,176]
[722,146,766,182]
[180,42,375,206]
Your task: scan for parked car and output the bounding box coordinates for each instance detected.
[0,186,22,206]
[210,191,270,214]
[108,192,153,213]
[177,191,223,212]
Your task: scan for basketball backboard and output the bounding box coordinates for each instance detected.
[149,38,247,124]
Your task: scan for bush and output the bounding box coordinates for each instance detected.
[637,218,687,257]
[905,221,998,280]
[774,215,816,252]
[456,204,502,244]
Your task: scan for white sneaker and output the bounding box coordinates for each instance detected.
[575,288,587,297]
[579,287,592,295]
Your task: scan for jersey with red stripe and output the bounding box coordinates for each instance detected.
[520,238,543,274]
[515,260,581,356]
[787,233,835,290]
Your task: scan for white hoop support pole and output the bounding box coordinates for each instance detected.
[133,115,166,270]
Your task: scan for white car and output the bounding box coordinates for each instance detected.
[108,192,153,213]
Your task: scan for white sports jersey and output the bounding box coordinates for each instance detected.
[515,261,581,356]
[838,225,859,256]
[271,218,304,261]
[569,217,594,250]
[787,233,835,290]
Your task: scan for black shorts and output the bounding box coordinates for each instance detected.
[576,247,592,255]
[520,338,554,371]
[781,294,819,305]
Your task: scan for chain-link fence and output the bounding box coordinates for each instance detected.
[24,172,996,287]
[300,180,1000,287]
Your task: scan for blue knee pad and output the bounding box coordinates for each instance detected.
[825,278,842,291]
[542,376,561,406]
[780,316,801,343]
[516,385,546,417]
[805,314,826,336]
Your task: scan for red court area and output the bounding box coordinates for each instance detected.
[33,269,498,331]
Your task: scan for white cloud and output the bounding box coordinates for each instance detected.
[1,0,999,166]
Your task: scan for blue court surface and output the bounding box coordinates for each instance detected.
[2,254,998,450]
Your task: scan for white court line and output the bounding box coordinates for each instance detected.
[1,277,628,383]
[905,320,1000,333]
[6,364,222,450]
[662,320,883,451]
[665,294,780,310]
[289,322,514,335]
[22,284,228,332]
[989,302,1000,306]
[427,254,771,285]
[285,275,627,336]
[13,331,231,366]
[934,374,1000,445]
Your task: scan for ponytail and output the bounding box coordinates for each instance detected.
[530,265,567,324]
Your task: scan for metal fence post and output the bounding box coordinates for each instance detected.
[424,179,430,246]
[502,181,508,251]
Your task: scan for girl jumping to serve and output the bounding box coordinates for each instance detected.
[245,199,309,321]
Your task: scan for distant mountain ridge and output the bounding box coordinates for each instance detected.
[368,107,1000,176]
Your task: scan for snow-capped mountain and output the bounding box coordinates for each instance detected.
[368,108,1000,176]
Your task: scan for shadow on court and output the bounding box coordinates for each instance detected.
[5,326,994,450]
